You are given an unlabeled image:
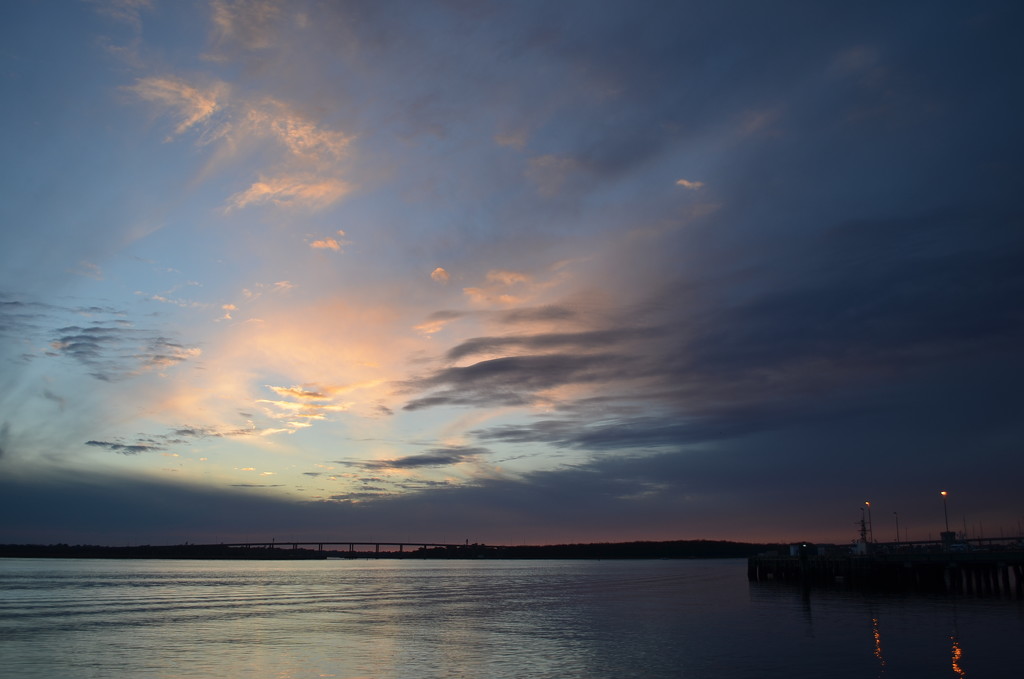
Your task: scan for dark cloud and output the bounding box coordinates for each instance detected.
[170,426,253,439]
[445,328,651,362]
[397,479,452,490]
[474,414,778,452]
[0,303,202,381]
[335,446,490,470]
[403,354,640,410]
[85,440,163,455]
[41,389,65,411]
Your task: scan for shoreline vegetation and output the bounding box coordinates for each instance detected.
[0,540,781,560]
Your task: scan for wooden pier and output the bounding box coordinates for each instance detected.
[748,549,1024,596]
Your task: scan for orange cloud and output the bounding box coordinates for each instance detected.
[246,101,352,161]
[131,76,224,136]
[226,174,352,210]
[311,230,351,251]
[311,238,341,250]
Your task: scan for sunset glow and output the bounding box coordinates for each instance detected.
[1,1,1021,546]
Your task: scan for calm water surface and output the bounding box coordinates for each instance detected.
[1,558,1021,678]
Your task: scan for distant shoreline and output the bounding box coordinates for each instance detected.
[0,540,781,560]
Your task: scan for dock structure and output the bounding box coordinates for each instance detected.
[749,543,1024,596]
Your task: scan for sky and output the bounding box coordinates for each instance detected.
[1,0,1022,547]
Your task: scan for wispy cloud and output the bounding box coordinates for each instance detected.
[247,99,352,161]
[48,324,200,380]
[131,75,354,210]
[335,446,489,471]
[131,76,225,137]
[226,174,352,210]
[85,439,163,455]
[210,0,284,52]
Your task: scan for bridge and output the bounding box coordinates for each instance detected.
[216,541,477,555]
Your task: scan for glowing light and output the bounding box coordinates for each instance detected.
[872,617,886,668]
[951,635,965,677]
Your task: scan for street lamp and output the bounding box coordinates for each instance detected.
[940,491,950,533]
[893,511,900,544]
[865,501,873,543]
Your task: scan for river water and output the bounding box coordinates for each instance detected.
[1,557,1021,678]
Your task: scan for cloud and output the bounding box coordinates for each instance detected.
[226,174,352,210]
[445,328,650,362]
[136,339,202,371]
[247,101,352,161]
[241,281,296,302]
[47,322,201,381]
[336,446,489,470]
[85,440,163,455]
[496,305,576,325]
[675,179,704,190]
[430,267,450,284]
[310,230,350,251]
[131,74,353,210]
[138,292,209,309]
[210,0,287,52]
[460,266,570,308]
[255,382,369,430]
[267,385,328,400]
[168,425,254,439]
[473,413,779,453]
[310,238,341,251]
[402,353,635,411]
[130,76,224,136]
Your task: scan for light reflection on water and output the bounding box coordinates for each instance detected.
[1,558,1022,678]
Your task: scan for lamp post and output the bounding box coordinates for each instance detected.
[865,501,873,543]
[940,491,950,533]
[893,511,900,544]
